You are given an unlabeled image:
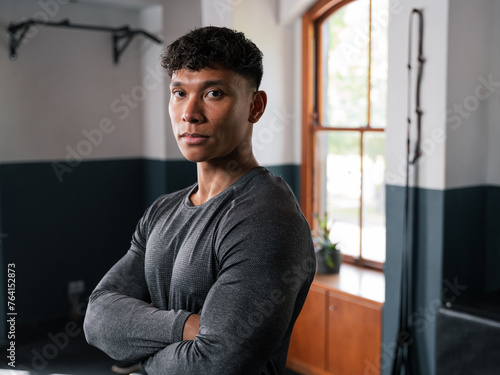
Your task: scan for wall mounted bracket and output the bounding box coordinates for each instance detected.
[7,19,163,64]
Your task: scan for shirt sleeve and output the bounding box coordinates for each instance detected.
[83,200,192,362]
[143,189,316,375]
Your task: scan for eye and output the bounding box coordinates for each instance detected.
[206,90,224,98]
[172,90,185,98]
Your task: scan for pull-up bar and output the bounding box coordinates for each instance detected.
[7,18,163,65]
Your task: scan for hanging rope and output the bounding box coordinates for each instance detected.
[391,8,425,375]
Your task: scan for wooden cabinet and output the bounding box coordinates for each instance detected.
[327,293,382,374]
[288,285,327,373]
[287,265,384,375]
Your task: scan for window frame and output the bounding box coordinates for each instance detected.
[301,0,385,270]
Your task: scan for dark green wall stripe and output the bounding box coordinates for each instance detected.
[266,164,301,201]
[144,159,168,205]
[384,183,500,375]
[441,185,500,309]
[485,186,500,292]
[165,160,197,197]
[143,159,198,205]
[0,160,147,327]
[384,185,445,375]
[443,186,487,301]
[0,165,5,346]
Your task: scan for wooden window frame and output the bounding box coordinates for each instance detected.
[301,0,385,270]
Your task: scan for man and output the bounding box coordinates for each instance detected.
[84,26,315,375]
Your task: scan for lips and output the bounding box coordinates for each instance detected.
[180,132,209,145]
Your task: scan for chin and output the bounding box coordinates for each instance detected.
[177,146,204,163]
[180,152,208,164]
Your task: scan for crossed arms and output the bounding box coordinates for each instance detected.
[84,194,314,374]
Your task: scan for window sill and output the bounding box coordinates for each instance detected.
[313,263,385,304]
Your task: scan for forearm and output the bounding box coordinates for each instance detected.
[83,248,192,361]
[144,332,264,375]
[143,273,307,374]
[84,289,192,362]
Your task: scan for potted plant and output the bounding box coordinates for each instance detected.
[313,213,342,274]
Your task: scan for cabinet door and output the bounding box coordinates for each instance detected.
[327,293,382,375]
[287,285,327,373]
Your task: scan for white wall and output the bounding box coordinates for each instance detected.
[385,0,449,190]
[233,0,303,166]
[201,0,233,28]
[0,0,147,163]
[162,0,203,160]
[445,0,494,189]
[385,0,500,190]
[139,4,167,160]
[486,0,500,186]
[278,0,315,25]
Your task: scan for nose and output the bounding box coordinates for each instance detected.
[181,97,205,124]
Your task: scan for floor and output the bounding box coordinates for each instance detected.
[1,318,302,375]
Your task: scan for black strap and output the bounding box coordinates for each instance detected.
[409,9,425,165]
[391,8,424,375]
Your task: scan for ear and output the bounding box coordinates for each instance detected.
[248,90,267,123]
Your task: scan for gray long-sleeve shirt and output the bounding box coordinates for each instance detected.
[84,167,315,375]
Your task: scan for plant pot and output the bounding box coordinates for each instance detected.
[316,250,342,274]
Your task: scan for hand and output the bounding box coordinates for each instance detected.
[182,313,200,341]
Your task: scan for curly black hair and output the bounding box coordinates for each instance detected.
[161,26,263,90]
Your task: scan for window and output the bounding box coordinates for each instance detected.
[302,0,388,268]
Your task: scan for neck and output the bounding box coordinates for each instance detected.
[191,154,259,206]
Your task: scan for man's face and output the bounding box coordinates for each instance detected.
[169,65,260,165]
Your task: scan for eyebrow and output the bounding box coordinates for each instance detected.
[170,79,228,88]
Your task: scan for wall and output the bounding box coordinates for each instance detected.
[442,0,500,297]
[487,1,500,187]
[442,0,489,301]
[384,1,500,375]
[0,0,149,333]
[0,1,144,163]
[445,0,492,189]
[484,0,500,289]
[233,0,304,193]
[383,1,449,373]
